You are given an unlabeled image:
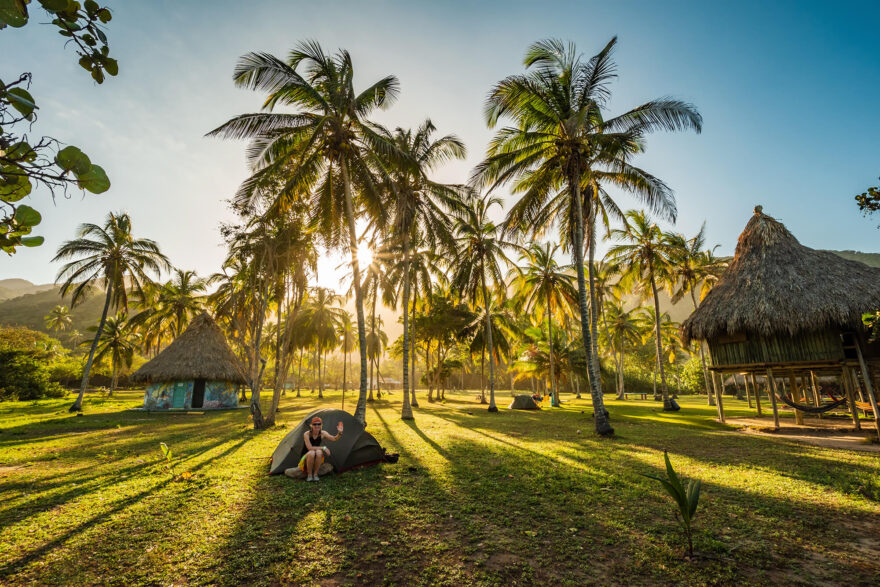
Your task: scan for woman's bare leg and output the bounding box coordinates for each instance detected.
[305,451,316,478]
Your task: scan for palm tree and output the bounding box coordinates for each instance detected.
[366,315,388,399]
[338,312,356,409]
[53,212,169,412]
[606,210,679,410]
[474,37,701,434]
[84,312,138,396]
[449,193,516,412]
[44,305,72,333]
[383,119,466,419]
[509,242,576,406]
[208,41,401,425]
[156,269,207,337]
[301,287,345,399]
[601,301,642,399]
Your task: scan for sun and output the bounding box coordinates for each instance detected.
[357,242,373,267]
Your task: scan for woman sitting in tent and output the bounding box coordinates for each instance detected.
[299,416,343,482]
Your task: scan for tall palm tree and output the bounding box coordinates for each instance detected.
[606,210,679,410]
[208,41,401,425]
[601,301,642,399]
[509,242,576,406]
[156,269,207,337]
[301,287,345,399]
[382,119,466,419]
[448,193,516,412]
[474,37,701,434]
[366,315,388,399]
[53,212,169,412]
[338,312,356,409]
[44,305,72,333]
[84,312,138,396]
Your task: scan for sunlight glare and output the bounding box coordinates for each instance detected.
[357,242,374,267]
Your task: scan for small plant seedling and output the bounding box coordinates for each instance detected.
[642,450,701,558]
[159,442,174,475]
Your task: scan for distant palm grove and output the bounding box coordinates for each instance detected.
[28,38,722,434]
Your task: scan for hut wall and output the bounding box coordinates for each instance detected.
[708,330,844,368]
[143,380,238,409]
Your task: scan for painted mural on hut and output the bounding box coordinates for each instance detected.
[143,380,238,409]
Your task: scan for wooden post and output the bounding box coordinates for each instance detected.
[789,372,804,425]
[842,367,861,431]
[751,373,762,416]
[809,371,822,419]
[853,341,880,439]
[711,371,725,423]
[766,368,780,429]
[744,373,753,408]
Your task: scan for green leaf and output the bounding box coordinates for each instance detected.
[39,0,72,11]
[7,87,36,117]
[96,7,110,22]
[83,0,98,13]
[13,204,41,227]
[90,67,104,84]
[77,164,109,193]
[686,479,701,518]
[6,141,36,162]
[0,0,29,28]
[103,57,118,76]
[20,236,44,247]
[55,145,91,175]
[0,170,32,201]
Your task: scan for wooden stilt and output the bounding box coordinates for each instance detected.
[854,341,880,439]
[711,371,725,423]
[809,371,822,419]
[789,372,804,425]
[842,367,861,431]
[744,373,753,408]
[766,368,780,429]
[751,372,762,416]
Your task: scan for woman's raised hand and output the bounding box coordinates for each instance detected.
[337,422,344,433]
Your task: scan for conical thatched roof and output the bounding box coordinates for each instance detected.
[681,206,880,344]
[131,312,247,384]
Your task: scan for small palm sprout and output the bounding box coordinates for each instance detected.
[642,451,701,558]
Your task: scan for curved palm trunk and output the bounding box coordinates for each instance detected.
[70,284,113,412]
[342,161,370,425]
[650,272,674,411]
[587,222,603,397]
[690,289,714,406]
[400,255,414,419]
[571,178,613,435]
[482,273,498,412]
[547,306,558,407]
[410,290,419,408]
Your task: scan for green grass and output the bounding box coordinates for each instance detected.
[0,390,878,585]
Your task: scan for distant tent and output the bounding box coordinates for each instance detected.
[269,409,385,475]
[131,312,246,410]
[508,394,540,410]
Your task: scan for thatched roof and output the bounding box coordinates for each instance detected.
[131,312,247,384]
[681,206,880,344]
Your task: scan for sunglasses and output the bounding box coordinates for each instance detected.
[311,423,321,427]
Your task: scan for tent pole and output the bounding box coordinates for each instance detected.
[853,341,880,439]
[766,368,780,429]
[842,366,861,431]
[751,372,762,416]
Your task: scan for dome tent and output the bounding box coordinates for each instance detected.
[269,409,386,475]
[508,394,540,410]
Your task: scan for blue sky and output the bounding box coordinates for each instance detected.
[2,0,879,289]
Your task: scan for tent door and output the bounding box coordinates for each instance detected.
[192,379,206,408]
[172,384,186,409]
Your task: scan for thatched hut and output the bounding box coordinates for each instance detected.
[131,312,246,410]
[681,206,880,433]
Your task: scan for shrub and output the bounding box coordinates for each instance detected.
[0,351,66,400]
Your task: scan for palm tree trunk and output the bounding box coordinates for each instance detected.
[426,344,433,402]
[650,273,674,410]
[547,306,558,407]
[587,222,603,396]
[480,347,486,403]
[410,290,419,408]
[570,178,612,435]
[401,254,413,419]
[690,289,714,406]
[250,294,268,429]
[109,358,117,397]
[342,344,347,409]
[70,284,113,412]
[341,160,369,425]
[296,348,303,398]
[317,346,323,399]
[481,273,498,412]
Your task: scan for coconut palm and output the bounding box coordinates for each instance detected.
[44,305,72,333]
[301,287,345,399]
[466,298,518,403]
[338,312,356,409]
[366,315,388,399]
[448,193,516,412]
[601,301,642,399]
[509,242,576,406]
[382,119,466,419]
[84,312,138,396]
[208,41,401,425]
[155,269,207,338]
[474,37,701,434]
[53,212,169,412]
[606,210,679,410]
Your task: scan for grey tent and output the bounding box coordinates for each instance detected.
[269,409,385,475]
[508,394,540,410]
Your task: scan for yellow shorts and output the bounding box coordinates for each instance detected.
[298,451,324,471]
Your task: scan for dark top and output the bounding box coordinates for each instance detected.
[301,432,323,456]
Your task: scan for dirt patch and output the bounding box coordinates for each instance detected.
[735,428,880,453]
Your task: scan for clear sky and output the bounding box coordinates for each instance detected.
[2,0,879,289]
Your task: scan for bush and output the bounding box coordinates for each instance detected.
[0,351,66,400]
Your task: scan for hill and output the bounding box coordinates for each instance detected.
[0,278,55,301]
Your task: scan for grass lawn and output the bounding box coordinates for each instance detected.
[0,389,878,585]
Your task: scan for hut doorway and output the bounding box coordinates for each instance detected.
[172,383,186,409]
[192,379,206,409]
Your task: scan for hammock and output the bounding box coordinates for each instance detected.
[854,401,875,413]
[774,393,848,414]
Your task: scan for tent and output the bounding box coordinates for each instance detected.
[508,394,540,410]
[269,409,385,475]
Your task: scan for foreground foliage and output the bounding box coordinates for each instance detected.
[0,392,878,585]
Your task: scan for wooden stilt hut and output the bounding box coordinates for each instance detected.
[131,312,247,410]
[681,206,880,436]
